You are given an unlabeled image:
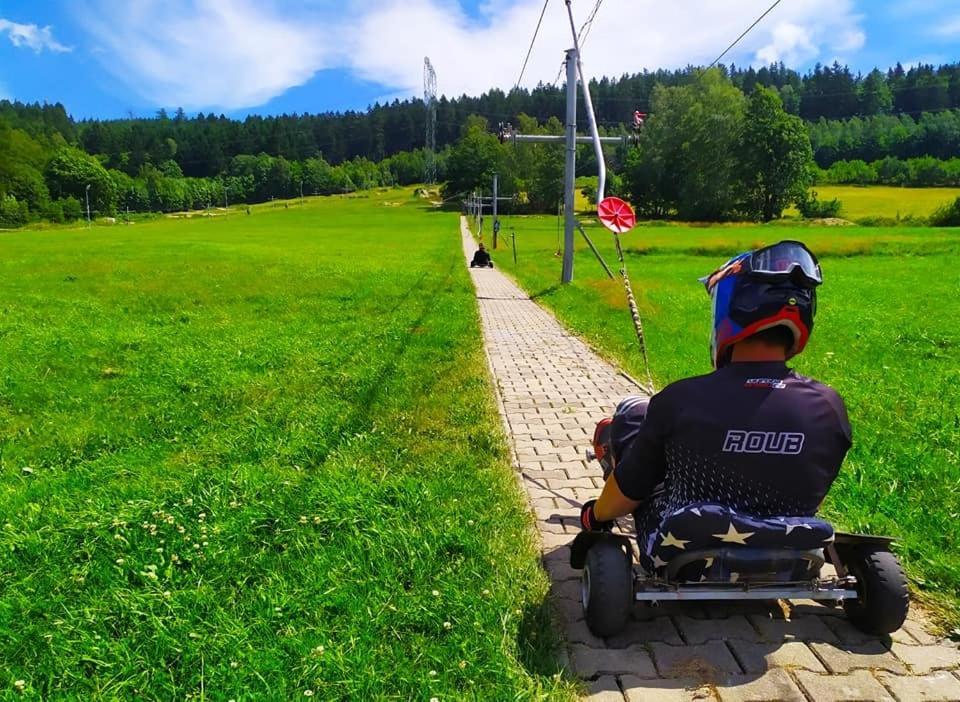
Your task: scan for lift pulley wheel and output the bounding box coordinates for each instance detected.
[597,197,636,234]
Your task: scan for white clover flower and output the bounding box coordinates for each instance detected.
[431,590,440,597]
[14,680,26,691]
[303,691,314,697]
[443,621,452,630]
[428,670,437,677]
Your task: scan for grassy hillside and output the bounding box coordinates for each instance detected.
[812,185,960,220]
[0,191,576,700]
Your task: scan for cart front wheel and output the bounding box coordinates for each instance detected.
[581,539,632,637]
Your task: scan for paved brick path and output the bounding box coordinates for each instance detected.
[461,218,960,701]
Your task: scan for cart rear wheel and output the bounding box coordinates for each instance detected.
[582,539,632,637]
[842,546,909,635]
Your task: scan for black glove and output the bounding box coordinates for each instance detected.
[580,499,614,532]
[570,500,616,569]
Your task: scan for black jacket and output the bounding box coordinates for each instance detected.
[613,361,851,517]
[471,249,491,266]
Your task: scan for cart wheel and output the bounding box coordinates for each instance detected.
[842,546,909,635]
[581,539,632,637]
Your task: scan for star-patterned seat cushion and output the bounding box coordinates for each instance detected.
[643,503,835,581]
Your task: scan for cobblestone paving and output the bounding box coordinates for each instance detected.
[461,218,960,701]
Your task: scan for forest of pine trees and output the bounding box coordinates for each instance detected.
[3,60,960,226]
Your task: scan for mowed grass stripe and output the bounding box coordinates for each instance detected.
[0,192,577,700]
[486,217,960,624]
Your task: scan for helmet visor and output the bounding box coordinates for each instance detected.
[749,241,822,286]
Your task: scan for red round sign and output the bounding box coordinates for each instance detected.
[597,196,636,234]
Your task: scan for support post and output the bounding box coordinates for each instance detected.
[492,173,499,249]
[561,48,577,284]
[576,221,614,279]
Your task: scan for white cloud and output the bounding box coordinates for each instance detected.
[0,18,71,52]
[78,0,334,110]
[931,16,960,37]
[345,0,866,100]
[749,22,816,66]
[75,0,867,111]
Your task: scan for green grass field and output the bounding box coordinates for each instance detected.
[486,216,960,622]
[0,192,577,700]
[810,185,960,220]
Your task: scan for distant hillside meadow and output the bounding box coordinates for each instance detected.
[4,59,960,227]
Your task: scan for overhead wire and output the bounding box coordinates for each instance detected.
[706,0,784,69]
[577,0,605,51]
[516,0,552,90]
[553,0,604,85]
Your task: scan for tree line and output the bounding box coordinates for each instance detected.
[816,156,960,187]
[809,110,960,165]
[6,59,960,174]
[3,59,960,226]
[0,109,446,227]
[443,71,812,222]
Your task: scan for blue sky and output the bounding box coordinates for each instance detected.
[0,0,957,120]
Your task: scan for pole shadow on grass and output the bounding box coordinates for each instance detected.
[529,284,561,300]
[292,255,456,468]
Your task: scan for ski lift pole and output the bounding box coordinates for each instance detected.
[564,0,607,202]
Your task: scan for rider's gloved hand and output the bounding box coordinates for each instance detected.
[580,499,614,532]
[570,500,615,570]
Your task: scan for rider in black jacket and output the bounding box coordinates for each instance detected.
[576,241,852,554]
[470,243,493,268]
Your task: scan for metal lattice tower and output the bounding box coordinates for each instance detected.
[423,57,438,184]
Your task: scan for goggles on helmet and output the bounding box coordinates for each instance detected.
[747,240,822,287]
[701,240,821,294]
